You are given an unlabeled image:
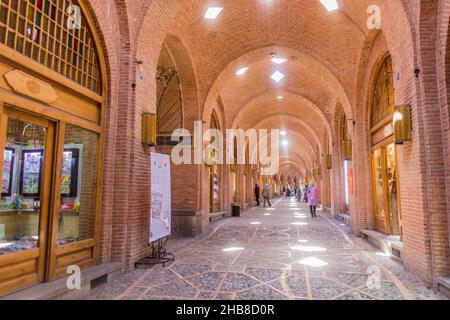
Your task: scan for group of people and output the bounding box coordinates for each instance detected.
[255,183,318,218]
[254,183,272,207]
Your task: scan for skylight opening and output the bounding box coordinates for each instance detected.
[271,71,285,83]
[271,57,288,64]
[236,67,249,76]
[319,0,339,12]
[205,7,224,20]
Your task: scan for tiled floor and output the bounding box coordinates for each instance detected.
[89,199,446,300]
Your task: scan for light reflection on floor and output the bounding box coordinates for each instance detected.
[290,245,327,252]
[299,257,329,267]
[291,222,308,226]
[223,247,245,252]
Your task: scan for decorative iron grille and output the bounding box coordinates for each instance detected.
[0,0,102,94]
[156,66,183,139]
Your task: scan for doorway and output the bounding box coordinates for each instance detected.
[0,107,55,295]
[210,165,221,213]
[0,104,102,296]
[372,142,401,235]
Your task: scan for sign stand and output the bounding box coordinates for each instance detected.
[135,238,175,268]
[135,153,174,268]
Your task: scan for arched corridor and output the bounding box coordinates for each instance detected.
[0,0,449,301]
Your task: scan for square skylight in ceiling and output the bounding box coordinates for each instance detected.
[271,71,285,83]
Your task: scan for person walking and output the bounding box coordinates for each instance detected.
[263,184,272,207]
[296,187,302,202]
[254,184,261,206]
[303,184,309,203]
[308,184,318,218]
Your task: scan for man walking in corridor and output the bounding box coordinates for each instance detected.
[263,184,272,207]
[254,184,261,206]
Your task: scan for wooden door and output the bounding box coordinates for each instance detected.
[371,143,401,235]
[0,106,55,295]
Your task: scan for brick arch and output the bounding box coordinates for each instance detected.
[346,30,390,237]
[134,0,183,115]
[156,33,208,224]
[163,34,201,131]
[280,158,307,176]
[253,115,324,156]
[253,136,313,177]
[202,45,354,128]
[257,126,317,164]
[204,95,227,131]
[232,92,332,144]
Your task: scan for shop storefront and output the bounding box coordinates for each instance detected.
[0,0,105,295]
[370,54,402,236]
[209,112,221,213]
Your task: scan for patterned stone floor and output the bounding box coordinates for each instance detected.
[89,199,446,300]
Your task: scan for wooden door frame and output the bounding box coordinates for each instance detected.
[0,100,104,287]
[371,137,402,235]
[0,106,55,295]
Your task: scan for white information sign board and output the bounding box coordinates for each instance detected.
[150,153,172,243]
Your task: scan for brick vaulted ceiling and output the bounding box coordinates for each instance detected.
[158,0,411,178]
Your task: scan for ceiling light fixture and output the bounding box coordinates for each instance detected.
[319,0,339,12]
[277,96,284,100]
[271,71,285,83]
[280,131,287,136]
[236,67,249,76]
[204,7,224,20]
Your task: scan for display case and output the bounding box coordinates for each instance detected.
[61,149,80,198]
[19,149,43,197]
[1,148,14,197]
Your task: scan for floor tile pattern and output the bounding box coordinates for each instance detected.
[90,199,446,300]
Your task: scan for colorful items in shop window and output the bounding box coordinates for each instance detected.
[57,237,79,246]
[0,238,38,255]
[33,198,41,211]
[13,194,20,210]
[74,198,81,212]
[0,224,5,241]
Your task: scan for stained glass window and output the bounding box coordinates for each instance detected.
[371,55,394,127]
[0,0,101,94]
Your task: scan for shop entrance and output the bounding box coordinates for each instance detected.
[0,104,101,296]
[0,0,106,296]
[372,142,401,235]
[210,165,220,213]
[0,107,55,295]
[369,54,402,236]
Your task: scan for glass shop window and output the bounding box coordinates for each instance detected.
[57,124,98,246]
[0,118,47,256]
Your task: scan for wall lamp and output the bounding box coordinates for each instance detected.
[142,113,157,147]
[343,139,352,161]
[393,104,412,145]
[326,154,333,170]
